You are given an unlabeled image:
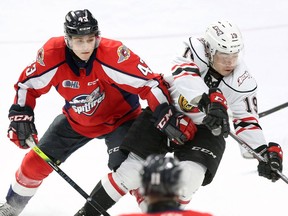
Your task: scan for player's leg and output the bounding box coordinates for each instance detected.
[1,114,92,215]
[174,125,226,208]
[75,108,168,216]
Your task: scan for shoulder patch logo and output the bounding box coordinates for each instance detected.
[237,71,251,86]
[117,45,130,63]
[178,95,199,113]
[36,47,45,66]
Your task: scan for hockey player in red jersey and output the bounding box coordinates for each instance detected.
[0,9,196,216]
[119,154,213,216]
[74,21,283,216]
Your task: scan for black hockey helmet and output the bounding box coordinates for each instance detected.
[64,9,100,37]
[140,154,182,197]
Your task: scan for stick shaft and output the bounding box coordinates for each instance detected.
[259,102,288,118]
[229,132,288,184]
[26,136,110,216]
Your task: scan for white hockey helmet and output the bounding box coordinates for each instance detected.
[205,21,243,62]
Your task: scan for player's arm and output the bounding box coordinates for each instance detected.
[229,83,283,182]
[102,44,196,144]
[8,42,58,149]
[171,59,230,138]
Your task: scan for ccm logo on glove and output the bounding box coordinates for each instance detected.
[9,115,33,122]
[155,108,173,130]
[152,103,197,145]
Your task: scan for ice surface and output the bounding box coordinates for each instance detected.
[1,0,288,215]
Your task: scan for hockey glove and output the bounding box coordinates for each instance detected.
[198,88,230,138]
[152,103,197,145]
[8,104,38,149]
[255,142,283,182]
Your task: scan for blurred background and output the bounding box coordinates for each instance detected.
[1,0,288,215]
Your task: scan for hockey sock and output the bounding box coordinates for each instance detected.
[83,181,116,216]
[6,186,33,214]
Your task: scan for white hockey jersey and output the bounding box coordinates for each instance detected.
[165,36,267,158]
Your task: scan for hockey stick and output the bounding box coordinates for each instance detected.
[259,101,288,118]
[229,132,288,184]
[25,135,110,216]
[228,102,288,184]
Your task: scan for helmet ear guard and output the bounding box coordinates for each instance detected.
[204,20,244,63]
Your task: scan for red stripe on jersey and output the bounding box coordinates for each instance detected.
[171,62,198,71]
[233,116,258,124]
[108,173,126,196]
[235,126,260,135]
[174,72,199,79]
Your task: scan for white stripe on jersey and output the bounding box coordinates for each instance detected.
[102,65,168,104]
[17,68,58,106]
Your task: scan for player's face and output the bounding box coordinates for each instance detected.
[70,34,96,61]
[212,51,239,76]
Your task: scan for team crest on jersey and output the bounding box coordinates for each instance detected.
[178,95,199,113]
[237,71,251,86]
[69,87,105,116]
[62,80,80,89]
[117,45,130,63]
[36,47,45,66]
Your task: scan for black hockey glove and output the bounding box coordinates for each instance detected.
[8,104,38,149]
[152,103,197,145]
[255,142,283,182]
[198,88,230,138]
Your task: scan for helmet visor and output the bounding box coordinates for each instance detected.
[212,51,240,76]
[213,51,239,67]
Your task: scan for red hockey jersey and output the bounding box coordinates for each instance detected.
[119,210,213,216]
[13,36,170,138]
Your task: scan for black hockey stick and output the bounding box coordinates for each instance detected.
[259,101,288,118]
[229,132,288,184]
[25,135,110,216]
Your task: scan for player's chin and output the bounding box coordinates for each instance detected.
[78,53,92,61]
[221,69,234,76]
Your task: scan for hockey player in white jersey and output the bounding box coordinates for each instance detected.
[74,21,283,216]
[172,20,283,167]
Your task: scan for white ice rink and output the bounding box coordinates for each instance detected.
[1,0,288,215]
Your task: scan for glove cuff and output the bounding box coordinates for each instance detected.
[152,103,173,119]
[208,88,228,110]
[268,142,283,160]
[8,104,35,122]
[9,104,34,113]
[198,93,210,113]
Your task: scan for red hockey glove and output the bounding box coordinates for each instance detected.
[7,104,38,149]
[152,103,197,145]
[256,142,283,182]
[198,88,230,138]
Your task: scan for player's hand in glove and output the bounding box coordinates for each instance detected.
[7,104,38,149]
[255,142,283,182]
[198,88,230,138]
[152,103,197,145]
